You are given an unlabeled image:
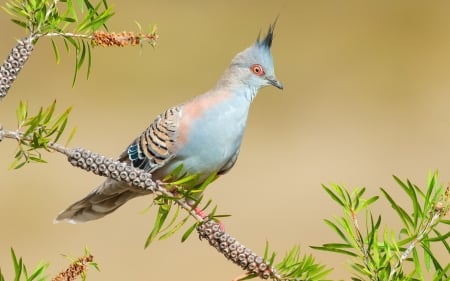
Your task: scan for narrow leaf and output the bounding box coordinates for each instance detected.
[181,222,198,242]
[51,39,60,64]
[322,184,345,207]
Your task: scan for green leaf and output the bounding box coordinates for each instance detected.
[200,199,212,212]
[263,240,270,261]
[77,40,86,69]
[51,39,60,64]
[26,262,48,281]
[159,215,188,241]
[3,3,29,19]
[412,248,423,280]
[60,16,76,23]
[356,195,379,212]
[11,248,22,281]
[429,229,450,251]
[170,174,198,186]
[86,41,92,79]
[16,100,28,126]
[353,187,366,210]
[322,184,345,207]
[23,107,43,138]
[158,205,181,234]
[28,155,47,163]
[181,222,198,242]
[43,100,56,124]
[10,158,26,170]
[72,45,79,86]
[380,188,413,232]
[144,203,170,248]
[66,0,77,21]
[423,240,433,272]
[323,219,351,244]
[54,116,68,142]
[65,125,77,146]
[433,263,450,281]
[310,245,358,257]
[424,172,438,212]
[10,19,28,29]
[396,177,423,229]
[82,0,95,12]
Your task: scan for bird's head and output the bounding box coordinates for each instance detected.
[230,22,283,92]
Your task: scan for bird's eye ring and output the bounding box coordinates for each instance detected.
[250,64,265,76]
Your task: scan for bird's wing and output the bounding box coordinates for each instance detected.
[119,106,182,172]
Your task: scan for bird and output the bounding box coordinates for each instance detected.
[55,22,283,223]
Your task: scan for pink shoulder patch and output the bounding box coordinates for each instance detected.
[177,91,231,144]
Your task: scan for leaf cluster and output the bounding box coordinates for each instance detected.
[0,248,48,281]
[274,246,332,281]
[144,167,228,248]
[3,0,113,35]
[3,0,114,83]
[11,100,75,169]
[313,172,449,280]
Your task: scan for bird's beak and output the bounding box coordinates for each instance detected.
[266,76,283,90]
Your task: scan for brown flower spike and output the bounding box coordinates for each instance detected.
[92,31,158,47]
[52,254,94,281]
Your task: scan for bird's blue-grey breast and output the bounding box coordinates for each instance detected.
[55,23,283,223]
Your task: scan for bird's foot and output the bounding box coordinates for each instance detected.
[191,205,225,231]
[193,206,207,219]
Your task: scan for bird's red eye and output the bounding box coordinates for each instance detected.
[250,64,265,76]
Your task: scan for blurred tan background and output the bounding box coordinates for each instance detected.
[1,0,449,280]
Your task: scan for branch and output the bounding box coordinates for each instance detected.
[0,30,158,101]
[0,127,23,141]
[50,144,281,280]
[1,0,158,101]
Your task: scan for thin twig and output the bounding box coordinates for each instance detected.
[349,209,373,276]
[388,210,442,280]
[38,32,93,39]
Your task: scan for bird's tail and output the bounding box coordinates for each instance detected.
[54,178,151,223]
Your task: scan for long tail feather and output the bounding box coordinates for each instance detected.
[55,179,151,223]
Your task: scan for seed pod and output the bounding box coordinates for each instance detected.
[197,219,277,279]
[67,147,156,191]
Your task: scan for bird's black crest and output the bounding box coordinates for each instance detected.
[256,18,278,49]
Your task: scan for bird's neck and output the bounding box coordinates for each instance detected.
[213,69,259,103]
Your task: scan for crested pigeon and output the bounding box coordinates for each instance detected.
[56,23,283,223]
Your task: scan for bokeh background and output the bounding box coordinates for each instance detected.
[1,0,449,280]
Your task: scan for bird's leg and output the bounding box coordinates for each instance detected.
[185,198,206,218]
[185,198,225,231]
